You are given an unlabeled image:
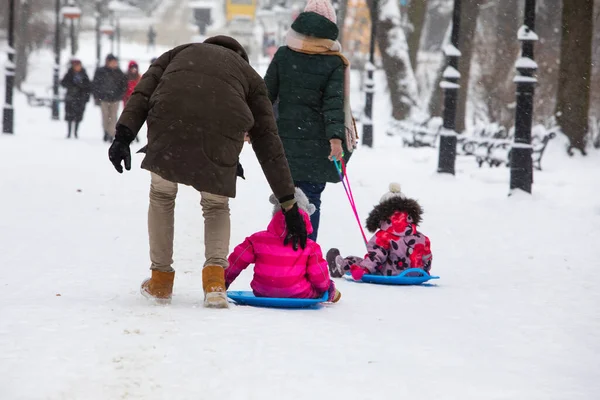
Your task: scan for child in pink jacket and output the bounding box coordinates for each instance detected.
[225,188,341,302]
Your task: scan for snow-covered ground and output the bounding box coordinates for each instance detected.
[1,33,600,400]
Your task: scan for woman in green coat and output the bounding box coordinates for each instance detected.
[264,0,357,241]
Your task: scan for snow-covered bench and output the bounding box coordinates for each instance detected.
[22,90,63,108]
[459,131,556,171]
[387,118,442,148]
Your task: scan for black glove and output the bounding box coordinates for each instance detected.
[237,162,245,180]
[283,203,307,251]
[108,124,136,173]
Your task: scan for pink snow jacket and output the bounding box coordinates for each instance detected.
[225,210,331,298]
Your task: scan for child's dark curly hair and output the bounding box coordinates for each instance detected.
[365,197,423,233]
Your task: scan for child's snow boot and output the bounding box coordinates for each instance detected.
[202,265,228,308]
[326,248,343,278]
[140,270,175,304]
[331,289,342,303]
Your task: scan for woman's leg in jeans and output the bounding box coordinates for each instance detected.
[294,181,326,242]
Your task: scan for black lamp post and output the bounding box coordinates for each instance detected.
[437,0,461,174]
[63,2,82,57]
[362,0,378,148]
[116,17,121,59]
[51,0,61,120]
[2,0,15,134]
[110,11,115,54]
[95,0,102,67]
[510,0,537,194]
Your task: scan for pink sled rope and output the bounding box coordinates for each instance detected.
[332,157,368,246]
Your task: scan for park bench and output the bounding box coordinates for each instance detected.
[387,118,442,148]
[22,90,63,108]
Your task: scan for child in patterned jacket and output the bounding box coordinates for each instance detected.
[327,183,432,280]
[226,188,341,302]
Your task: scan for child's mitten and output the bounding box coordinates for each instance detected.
[350,265,368,281]
[327,280,341,303]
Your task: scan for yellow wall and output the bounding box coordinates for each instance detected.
[226,0,257,21]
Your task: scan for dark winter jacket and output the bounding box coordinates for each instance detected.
[61,68,91,122]
[92,66,127,102]
[117,36,295,199]
[264,12,349,184]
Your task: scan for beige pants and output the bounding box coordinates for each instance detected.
[148,173,230,272]
[100,101,119,139]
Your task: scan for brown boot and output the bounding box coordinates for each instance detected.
[141,270,175,304]
[202,265,228,308]
[331,289,342,303]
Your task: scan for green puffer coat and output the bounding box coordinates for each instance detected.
[264,11,351,184]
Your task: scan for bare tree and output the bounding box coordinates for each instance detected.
[454,0,483,133]
[0,0,53,88]
[366,0,418,121]
[406,0,429,71]
[425,1,453,117]
[473,0,520,129]
[532,0,562,125]
[555,0,594,154]
[589,0,600,129]
[336,0,349,47]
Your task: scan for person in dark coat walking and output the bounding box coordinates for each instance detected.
[60,59,91,139]
[92,54,127,142]
[264,0,357,242]
[147,26,156,52]
[107,36,307,309]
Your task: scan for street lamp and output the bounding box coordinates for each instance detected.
[510,0,537,194]
[2,0,15,134]
[107,1,124,58]
[51,0,61,120]
[437,0,461,174]
[62,2,82,56]
[100,23,116,57]
[362,0,378,148]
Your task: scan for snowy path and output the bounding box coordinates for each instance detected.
[1,41,600,399]
[1,91,599,399]
[120,0,195,48]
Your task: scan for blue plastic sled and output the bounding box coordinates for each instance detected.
[345,268,439,285]
[227,290,329,309]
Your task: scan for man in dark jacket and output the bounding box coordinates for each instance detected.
[92,54,127,142]
[108,36,307,309]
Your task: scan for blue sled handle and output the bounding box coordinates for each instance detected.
[398,268,440,279]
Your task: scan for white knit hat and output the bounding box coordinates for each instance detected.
[304,0,337,23]
[380,183,406,203]
[269,188,317,216]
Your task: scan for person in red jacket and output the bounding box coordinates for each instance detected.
[123,61,141,142]
[123,61,141,107]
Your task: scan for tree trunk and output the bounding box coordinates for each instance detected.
[336,0,349,48]
[588,0,600,123]
[428,20,452,117]
[14,0,31,89]
[474,0,520,129]
[533,0,562,125]
[455,0,482,133]
[556,0,594,154]
[428,64,444,117]
[406,0,428,71]
[366,0,418,121]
